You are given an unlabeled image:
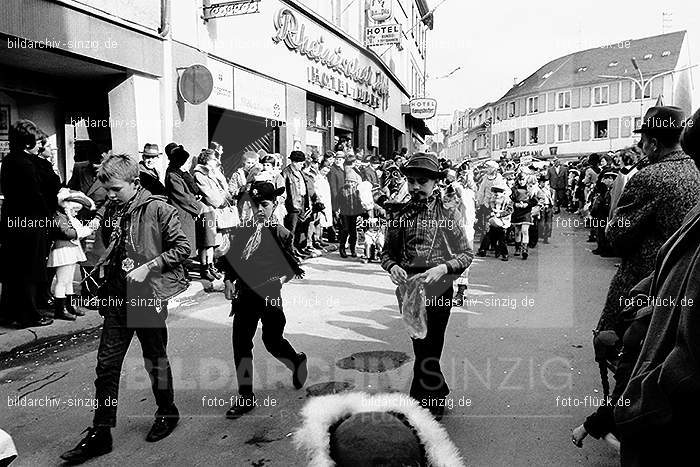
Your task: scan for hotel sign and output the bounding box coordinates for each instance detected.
[409,98,437,119]
[203,0,260,20]
[272,8,390,111]
[366,23,401,47]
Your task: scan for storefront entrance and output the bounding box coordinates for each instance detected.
[208,107,279,178]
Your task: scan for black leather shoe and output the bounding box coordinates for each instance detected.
[60,427,112,464]
[293,352,308,389]
[21,317,54,327]
[350,250,358,258]
[226,395,256,419]
[146,407,179,442]
[476,250,487,257]
[339,248,348,258]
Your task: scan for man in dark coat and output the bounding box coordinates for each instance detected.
[138,143,166,196]
[545,157,568,213]
[596,107,700,335]
[0,120,58,327]
[281,151,311,255]
[164,145,202,259]
[327,151,346,240]
[613,107,700,466]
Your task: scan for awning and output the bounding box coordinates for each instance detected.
[403,113,433,137]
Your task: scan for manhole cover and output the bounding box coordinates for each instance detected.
[306,381,355,397]
[336,351,411,373]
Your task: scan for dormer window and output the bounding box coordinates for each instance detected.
[542,72,553,79]
[661,50,671,57]
[576,67,588,73]
[643,53,653,60]
[608,61,618,67]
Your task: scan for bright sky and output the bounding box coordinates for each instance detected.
[426,0,700,127]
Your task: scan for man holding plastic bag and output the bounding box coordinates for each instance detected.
[381,152,474,420]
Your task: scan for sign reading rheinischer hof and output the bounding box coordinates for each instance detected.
[366,23,401,47]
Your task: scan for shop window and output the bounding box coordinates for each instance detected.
[594,120,608,139]
[528,127,539,144]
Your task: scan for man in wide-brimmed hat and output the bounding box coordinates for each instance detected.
[381,152,473,420]
[139,143,165,195]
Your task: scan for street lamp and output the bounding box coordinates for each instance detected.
[599,59,697,121]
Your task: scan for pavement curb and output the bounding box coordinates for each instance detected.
[0,279,209,358]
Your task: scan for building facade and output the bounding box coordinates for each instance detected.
[489,31,693,161]
[1,0,434,187]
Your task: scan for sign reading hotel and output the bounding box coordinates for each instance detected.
[366,23,401,47]
[409,98,437,119]
[272,8,390,111]
[203,0,260,20]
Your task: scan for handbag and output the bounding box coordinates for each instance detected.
[215,203,239,230]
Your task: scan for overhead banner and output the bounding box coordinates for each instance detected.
[366,23,401,47]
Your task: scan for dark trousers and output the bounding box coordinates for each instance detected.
[554,188,567,211]
[528,218,540,248]
[232,287,298,396]
[93,304,174,427]
[0,280,43,324]
[480,225,508,257]
[540,207,553,240]
[339,214,358,252]
[410,280,452,403]
[284,211,301,249]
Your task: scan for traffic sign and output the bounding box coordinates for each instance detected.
[179,64,213,105]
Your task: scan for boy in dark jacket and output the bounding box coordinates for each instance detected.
[61,154,190,464]
[590,170,617,256]
[221,181,307,419]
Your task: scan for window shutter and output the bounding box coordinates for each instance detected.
[571,88,581,108]
[581,87,591,107]
[621,81,631,102]
[539,94,546,113]
[570,121,580,141]
[609,118,619,138]
[547,92,555,111]
[538,125,546,144]
[581,121,591,141]
[520,128,527,145]
[547,124,555,144]
[610,83,620,104]
[621,117,632,137]
[514,127,521,146]
[652,77,663,98]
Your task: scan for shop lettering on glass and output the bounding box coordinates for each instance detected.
[272,8,390,111]
[509,149,544,158]
[203,0,260,20]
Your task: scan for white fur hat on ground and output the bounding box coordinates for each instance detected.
[294,392,465,467]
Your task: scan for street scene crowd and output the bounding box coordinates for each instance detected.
[2,103,700,466]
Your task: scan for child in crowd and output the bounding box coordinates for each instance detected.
[536,176,555,244]
[590,170,617,256]
[220,181,307,420]
[477,178,512,261]
[61,154,190,464]
[48,188,95,320]
[510,174,538,260]
[361,217,385,263]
